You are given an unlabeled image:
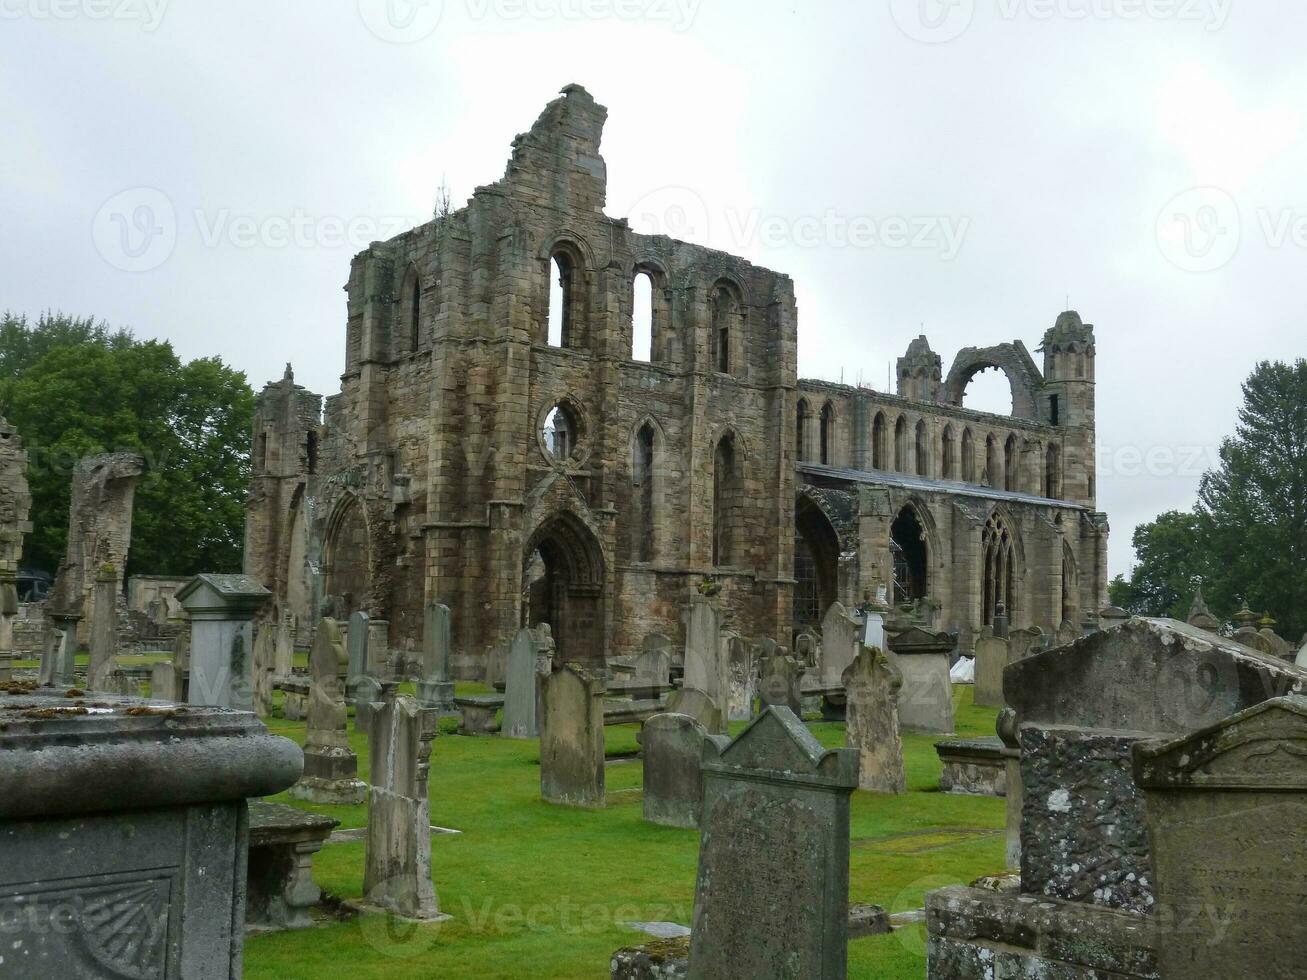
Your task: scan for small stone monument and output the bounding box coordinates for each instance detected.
[972,626,1010,708]
[819,601,861,688]
[641,712,707,829]
[843,646,906,794]
[361,692,445,921]
[724,633,756,721]
[503,627,542,739]
[290,612,366,804]
[683,593,726,709]
[346,610,369,692]
[539,663,606,807]
[485,637,509,689]
[177,573,271,711]
[886,626,956,734]
[688,706,858,980]
[757,653,802,715]
[418,601,457,713]
[632,644,671,688]
[1134,694,1307,979]
[274,606,295,677]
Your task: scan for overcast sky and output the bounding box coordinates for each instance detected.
[4,0,1305,578]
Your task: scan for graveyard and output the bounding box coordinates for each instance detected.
[5,7,1307,976]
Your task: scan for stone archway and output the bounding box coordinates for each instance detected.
[523,511,606,666]
[943,343,1044,420]
[794,493,843,633]
[323,494,371,617]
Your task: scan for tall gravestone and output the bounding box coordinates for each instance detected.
[290,615,366,804]
[887,626,956,734]
[1134,694,1307,979]
[843,646,905,794]
[366,616,390,678]
[503,627,542,739]
[819,601,861,689]
[274,605,295,678]
[418,601,456,713]
[683,594,726,710]
[347,610,369,690]
[725,634,756,721]
[641,712,707,829]
[688,707,857,980]
[539,663,606,808]
[177,574,271,711]
[362,692,444,921]
[87,564,119,691]
[972,626,1010,708]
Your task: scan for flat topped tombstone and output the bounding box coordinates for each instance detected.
[1004,617,1307,914]
[1134,694,1307,979]
[539,663,606,808]
[641,712,707,829]
[688,707,858,980]
[886,626,956,735]
[0,690,301,978]
[843,646,905,794]
[819,601,861,688]
[177,573,271,710]
[418,601,456,712]
[666,686,725,736]
[683,595,726,703]
[362,693,444,921]
[347,610,369,687]
[246,801,339,931]
[972,626,1010,708]
[503,627,541,739]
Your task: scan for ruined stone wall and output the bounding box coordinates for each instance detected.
[0,416,32,601]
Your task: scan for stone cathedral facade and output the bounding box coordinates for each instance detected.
[244,85,1108,677]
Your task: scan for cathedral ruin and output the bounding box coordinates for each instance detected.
[244,84,1108,675]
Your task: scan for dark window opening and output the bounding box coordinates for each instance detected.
[820,403,834,465]
[548,253,574,348]
[1049,394,1060,426]
[891,507,929,605]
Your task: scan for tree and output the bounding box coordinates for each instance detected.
[1108,511,1210,619]
[0,311,254,578]
[1196,359,1307,641]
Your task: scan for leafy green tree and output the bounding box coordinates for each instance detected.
[1108,511,1210,619]
[1196,359,1307,641]
[0,311,253,578]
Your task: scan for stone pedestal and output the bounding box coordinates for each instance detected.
[0,689,302,979]
[246,801,338,931]
[291,616,365,805]
[177,574,272,711]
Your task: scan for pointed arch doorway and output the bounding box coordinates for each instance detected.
[523,512,606,665]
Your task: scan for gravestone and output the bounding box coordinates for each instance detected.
[843,646,905,794]
[641,712,707,829]
[724,634,756,721]
[503,627,542,739]
[972,626,1010,708]
[39,617,77,687]
[793,628,819,668]
[418,601,456,713]
[688,707,857,980]
[757,654,802,716]
[177,573,271,711]
[819,601,861,688]
[667,687,725,736]
[1007,625,1044,662]
[1054,619,1079,648]
[367,616,390,677]
[927,617,1307,979]
[362,693,444,921]
[354,674,383,733]
[290,615,366,804]
[539,663,606,807]
[151,659,183,702]
[274,606,294,677]
[1134,694,1307,979]
[485,637,510,689]
[347,610,369,694]
[0,688,301,980]
[251,617,276,716]
[632,645,671,687]
[887,627,955,734]
[87,564,119,690]
[683,594,726,709]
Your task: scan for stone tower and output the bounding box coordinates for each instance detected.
[1039,311,1096,508]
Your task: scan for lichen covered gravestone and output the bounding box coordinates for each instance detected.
[540,663,606,807]
[818,601,861,688]
[724,634,756,722]
[1134,694,1307,979]
[688,706,857,980]
[0,689,301,979]
[641,712,707,829]
[290,614,366,804]
[418,601,456,713]
[843,646,905,794]
[362,693,444,920]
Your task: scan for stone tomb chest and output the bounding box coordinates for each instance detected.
[0,689,301,979]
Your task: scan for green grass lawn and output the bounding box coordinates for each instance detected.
[242,685,1003,979]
